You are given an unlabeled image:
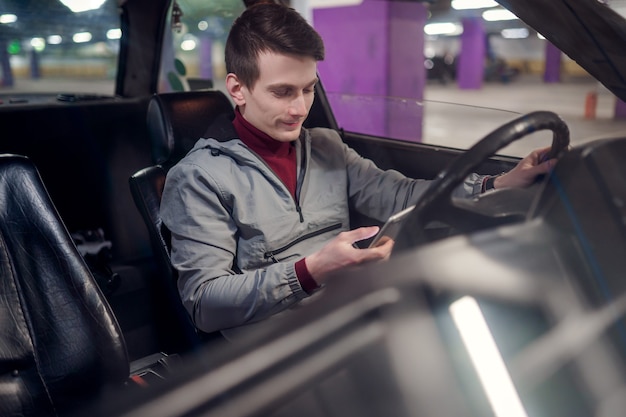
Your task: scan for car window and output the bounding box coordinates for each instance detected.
[0,0,120,96]
[158,0,245,95]
[309,1,626,157]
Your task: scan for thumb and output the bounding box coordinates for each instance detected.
[347,226,380,243]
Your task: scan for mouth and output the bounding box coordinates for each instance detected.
[282,120,302,129]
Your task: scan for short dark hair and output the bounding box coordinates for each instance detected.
[225,2,325,87]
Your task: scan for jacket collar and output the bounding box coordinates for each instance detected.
[203,111,309,144]
[203,112,238,142]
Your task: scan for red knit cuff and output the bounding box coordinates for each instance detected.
[295,258,320,294]
[481,175,489,193]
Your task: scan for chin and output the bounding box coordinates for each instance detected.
[275,130,301,142]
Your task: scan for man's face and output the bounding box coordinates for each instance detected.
[227,51,318,142]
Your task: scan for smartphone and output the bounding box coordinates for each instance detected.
[368,205,416,248]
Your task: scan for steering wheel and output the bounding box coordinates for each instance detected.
[394,110,570,251]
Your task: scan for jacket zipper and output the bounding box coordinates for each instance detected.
[264,222,342,263]
[294,141,307,223]
[239,140,307,224]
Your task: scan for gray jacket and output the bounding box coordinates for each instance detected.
[161,116,485,339]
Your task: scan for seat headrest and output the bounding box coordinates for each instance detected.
[146,90,234,166]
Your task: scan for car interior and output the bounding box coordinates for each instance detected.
[81,109,626,417]
[129,89,235,354]
[1,0,626,416]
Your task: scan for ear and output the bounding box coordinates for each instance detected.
[226,73,246,106]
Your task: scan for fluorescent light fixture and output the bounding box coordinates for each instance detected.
[483,9,518,21]
[59,0,106,13]
[73,32,93,43]
[424,22,463,36]
[106,28,122,40]
[450,296,529,417]
[452,0,498,10]
[30,38,46,52]
[48,35,62,45]
[181,39,197,51]
[0,14,17,24]
[309,0,363,8]
[501,28,529,39]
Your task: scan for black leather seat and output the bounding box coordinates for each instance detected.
[146,90,234,168]
[130,90,234,352]
[0,154,147,417]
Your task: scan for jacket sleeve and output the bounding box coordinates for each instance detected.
[337,138,486,222]
[160,160,309,335]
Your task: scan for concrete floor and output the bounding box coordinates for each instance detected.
[423,75,626,157]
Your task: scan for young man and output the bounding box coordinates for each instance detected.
[160,2,556,340]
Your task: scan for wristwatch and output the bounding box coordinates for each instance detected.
[485,175,497,191]
[483,172,505,192]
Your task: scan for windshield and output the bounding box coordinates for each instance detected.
[160,0,626,157]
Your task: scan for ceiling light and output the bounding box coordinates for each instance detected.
[482,9,519,21]
[452,0,498,10]
[424,22,463,36]
[31,38,46,52]
[501,28,529,39]
[309,0,363,8]
[48,35,62,45]
[181,39,197,51]
[59,0,106,13]
[73,32,93,43]
[0,14,17,24]
[107,29,122,40]
[180,34,198,52]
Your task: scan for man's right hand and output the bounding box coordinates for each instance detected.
[305,226,394,284]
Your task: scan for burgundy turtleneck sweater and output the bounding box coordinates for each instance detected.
[232,108,319,294]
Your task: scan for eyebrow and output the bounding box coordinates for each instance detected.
[268,78,319,90]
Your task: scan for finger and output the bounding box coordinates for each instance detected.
[542,158,557,171]
[347,226,380,243]
[358,238,394,262]
[376,239,394,261]
[531,146,552,164]
[530,158,556,176]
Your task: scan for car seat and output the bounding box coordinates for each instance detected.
[130,90,235,352]
[0,154,173,417]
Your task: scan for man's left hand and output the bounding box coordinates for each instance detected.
[494,146,557,189]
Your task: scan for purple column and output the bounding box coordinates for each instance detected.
[387,2,427,141]
[198,36,213,80]
[457,17,485,90]
[615,98,626,119]
[544,42,561,83]
[314,3,389,137]
[313,0,426,142]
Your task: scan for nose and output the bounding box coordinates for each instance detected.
[288,93,308,117]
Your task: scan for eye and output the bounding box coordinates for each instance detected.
[272,88,291,97]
